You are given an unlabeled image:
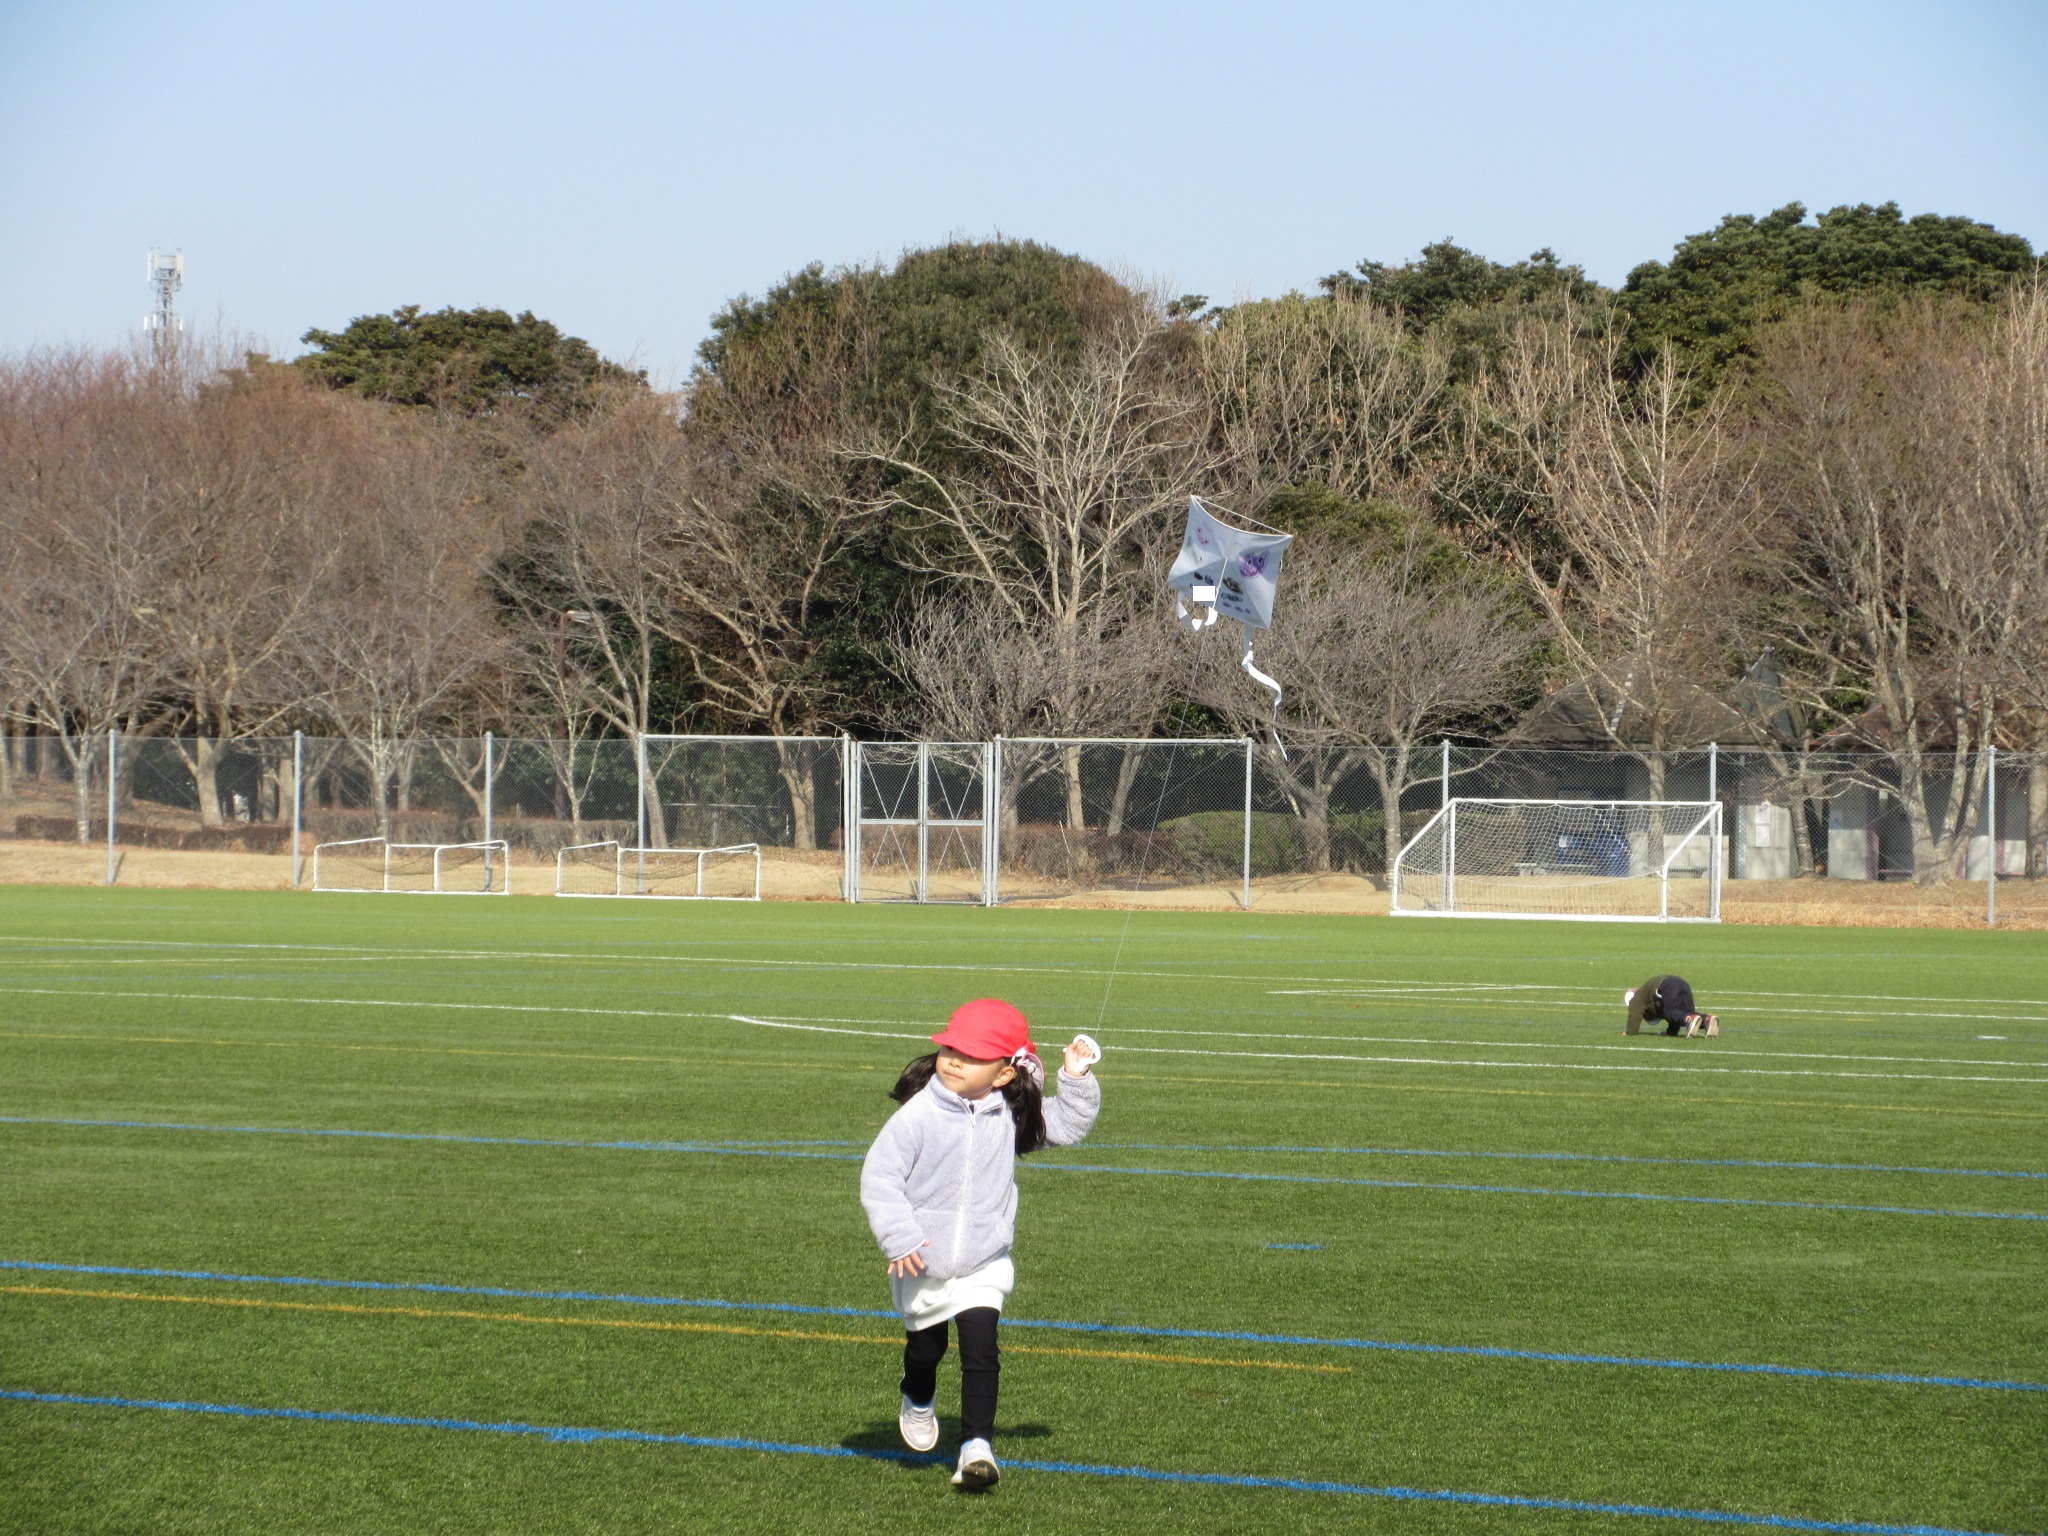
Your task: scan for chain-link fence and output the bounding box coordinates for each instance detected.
[2,730,2041,922]
[994,739,1252,908]
[643,735,845,902]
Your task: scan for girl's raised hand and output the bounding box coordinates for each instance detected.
[887,1245,928,1280]
[1063,1034,1101,1076]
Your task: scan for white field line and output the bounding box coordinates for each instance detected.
[5,971,2040,1069]
[0,986,928,1040]
[7,950,2048,1032]
[1106,1026,2048,1070]
[2,986,2043,1086]
[1261,987,2048,1024]
[5,977,2037,1070]
[1097,1044,2048,1084]
[8,935,2048,1018]
[1271,991,2048,1030]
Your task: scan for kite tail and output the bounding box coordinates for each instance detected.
[1240,629,1287,761]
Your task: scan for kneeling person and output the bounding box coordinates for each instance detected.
[1626,976,1718,1038]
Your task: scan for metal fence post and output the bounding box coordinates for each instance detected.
[990,736,1004,907]
[842,735,858,903]
[982,738,998,908]
[1987,743,1998,928]
[1708,743,1719,884]
[915,742,931,904]
[482,730,496,893]
[1441,737,1450,808]
[635,733,649,851]
[1242,738,1254,912]
[291,731,304,889]
[105,728,118,885]
[1712,803,1724,922]
[1445,799,1458,913]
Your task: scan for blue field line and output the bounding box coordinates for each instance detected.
[8,1114,2041,1223]
[1029,1160,2048,1223]
[0,1387,2010,1535]
[6,1259,2041,1395]
[0,1115,865,1162]
[1086,1143,2048,1182]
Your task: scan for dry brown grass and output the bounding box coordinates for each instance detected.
[0,789,2036,927]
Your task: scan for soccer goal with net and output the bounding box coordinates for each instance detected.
[554,840,762,900]
[311,838,512,895]
[1391,799,1721,922]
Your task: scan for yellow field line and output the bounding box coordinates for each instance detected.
[0,1285,1347,1375]
[3,1030,2037,1121]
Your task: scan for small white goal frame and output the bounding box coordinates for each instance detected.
[554,840,763,901]
[311,837,512,895]
[1391,799,1721,923]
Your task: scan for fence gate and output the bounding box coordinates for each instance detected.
[848,742,993,904]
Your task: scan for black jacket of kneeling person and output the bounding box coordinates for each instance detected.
[1627,975,1700,1036]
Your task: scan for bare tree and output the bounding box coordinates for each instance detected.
[498,388,696,839]
[1463,317,1759,855]
[1942,281,2048,874]
[1200,525,1535,874]
[1754,298,2011,883]
[1199,291,1451,510]
[883,590,1179,833]
[298,411,507,836]
[883,599,1057,743]
[146,350,358,824]
[668,281,880,847]
[0,350,176,839]
[860,308,1214,824]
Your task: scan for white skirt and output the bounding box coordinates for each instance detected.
[890,1253,1015,1330]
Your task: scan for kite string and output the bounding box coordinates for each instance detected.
[1093,637,1210,1031]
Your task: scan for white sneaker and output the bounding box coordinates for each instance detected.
[898,1395,938,1453]
[952,1437,999,1490]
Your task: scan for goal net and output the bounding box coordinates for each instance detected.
[311,838,512,894]
[1391,800,1721,922]
[555,841,762,900]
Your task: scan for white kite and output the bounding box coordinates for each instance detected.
[1168,497,1293,720]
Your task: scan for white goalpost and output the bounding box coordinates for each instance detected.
[1391,799,1722,922]
[555,840,763,901]
[311,838,512,895]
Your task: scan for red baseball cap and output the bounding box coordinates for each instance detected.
[932,998,1035,1061]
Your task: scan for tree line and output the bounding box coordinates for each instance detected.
[1,202,2043,880]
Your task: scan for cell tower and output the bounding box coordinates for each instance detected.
[145,249,184,358]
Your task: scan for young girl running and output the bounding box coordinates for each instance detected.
[859,998,1101,1491]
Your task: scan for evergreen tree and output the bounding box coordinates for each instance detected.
[1621,201,2035,377]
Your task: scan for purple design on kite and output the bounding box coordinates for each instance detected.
[1195,527,1212,547]
[1238,551,1268,578]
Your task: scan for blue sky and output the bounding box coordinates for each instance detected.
[2,0,2042,383]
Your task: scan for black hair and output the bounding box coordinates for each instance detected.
[890,1051,1048,1155]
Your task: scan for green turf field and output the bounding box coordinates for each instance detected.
[1,886,2042,1535]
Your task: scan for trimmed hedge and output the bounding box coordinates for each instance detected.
[12,815,294,854]
[299,809,637,859]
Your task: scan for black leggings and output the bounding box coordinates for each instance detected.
[901,1307,1000,1443]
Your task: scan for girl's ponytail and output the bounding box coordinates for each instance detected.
[888,1053,939,1103]
[1000,1067,1047,1156]
[886,1051,1049,1156]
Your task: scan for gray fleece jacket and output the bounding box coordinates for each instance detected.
[860,1070,1101,1279]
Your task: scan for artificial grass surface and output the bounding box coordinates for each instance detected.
[0,886,2042,1534]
